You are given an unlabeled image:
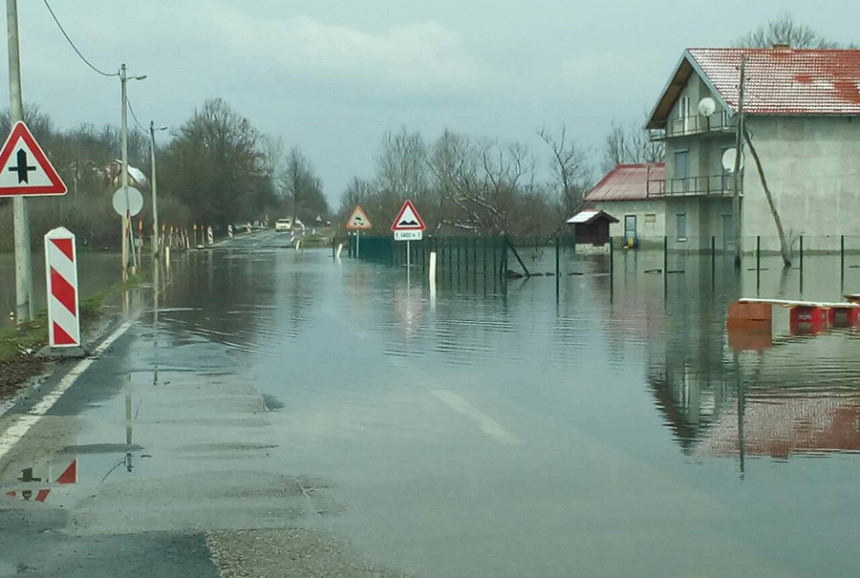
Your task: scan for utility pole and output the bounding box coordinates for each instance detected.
[120,64,130,282]
[149,121,161,258]
[732,54,747,269]
[7,0,33,322]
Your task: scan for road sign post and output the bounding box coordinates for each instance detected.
[391,200,426,287]
[346,205,373,260]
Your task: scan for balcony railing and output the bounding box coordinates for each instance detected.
[647,174,740,197]
[649,113,736,141]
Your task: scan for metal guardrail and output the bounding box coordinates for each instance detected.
[650,113,736,141]
[649,174,738,197]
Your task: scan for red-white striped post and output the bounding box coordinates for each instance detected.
[44,227,80,348]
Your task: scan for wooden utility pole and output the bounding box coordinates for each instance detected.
[732,55,747,269]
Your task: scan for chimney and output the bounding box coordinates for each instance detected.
[772,43,791,50]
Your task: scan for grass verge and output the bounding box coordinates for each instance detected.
[0,281,122,401]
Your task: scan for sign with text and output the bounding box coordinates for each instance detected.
[394,230,423,241]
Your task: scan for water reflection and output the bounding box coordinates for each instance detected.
[648,251,860,461]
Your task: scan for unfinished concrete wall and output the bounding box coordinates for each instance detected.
[741,116,860,253]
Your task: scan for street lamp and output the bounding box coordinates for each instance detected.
[119,63,146,280]
[149,121,167,257]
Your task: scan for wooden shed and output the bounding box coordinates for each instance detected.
[566,210,618,246]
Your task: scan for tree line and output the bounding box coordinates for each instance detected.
[0,99,330,250]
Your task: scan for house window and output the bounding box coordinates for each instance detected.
[679,96,691,133]
[721,147,732,191]
[674,150,689,193]
[645,213,656,226]
[677,213,687,241]
[722,214,734,247]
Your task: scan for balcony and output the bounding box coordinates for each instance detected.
[649,113,736,141]
[647,174,740,197]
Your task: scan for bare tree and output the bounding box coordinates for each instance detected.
[281,147,328,224]
[736,12,840,48]
[376,127,428,200]
[601,120,664,174]
[537,126,591,218]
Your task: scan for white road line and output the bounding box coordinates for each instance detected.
[0,320,135,461]
[431,389,523,446]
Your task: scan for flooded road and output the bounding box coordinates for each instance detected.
[2,230,860,576]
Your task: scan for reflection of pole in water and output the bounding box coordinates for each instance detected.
[125,391,134,472]
[734,351,745,478]
[153,257,160,387]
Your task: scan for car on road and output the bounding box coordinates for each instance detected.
[275,218,292,232]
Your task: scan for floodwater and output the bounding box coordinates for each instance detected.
[0,251,121,327]
[2,233,860,576]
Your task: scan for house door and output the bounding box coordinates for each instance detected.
[624,215,637,241]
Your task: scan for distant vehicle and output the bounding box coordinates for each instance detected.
[275,218,292,232]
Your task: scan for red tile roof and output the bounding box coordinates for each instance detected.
[690,48,860,115]
[584,163,665,203]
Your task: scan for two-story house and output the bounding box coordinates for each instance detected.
[645,47,860,253]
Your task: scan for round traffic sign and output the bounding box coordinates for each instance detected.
[112,186,144,217]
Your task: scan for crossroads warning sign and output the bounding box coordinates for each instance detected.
[0,121,67,197]
[346,205,372,230]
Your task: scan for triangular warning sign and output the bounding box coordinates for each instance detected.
[0,121,67,197]
[391,200,426,231]
[346,205,373,230]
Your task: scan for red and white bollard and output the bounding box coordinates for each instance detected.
[44,227,81,349]
[207,226,214,246]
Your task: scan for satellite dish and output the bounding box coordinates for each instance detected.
[721,148,744,174]
[698,97,717,117]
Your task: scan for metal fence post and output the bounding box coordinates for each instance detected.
[663,235,668,297]
[841,235,845,292]
[799,235,804,295]
[756,235,761,297]
[609,235,614,296]
[555,236,560,299]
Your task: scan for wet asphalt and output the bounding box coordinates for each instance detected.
[1,229,860,577]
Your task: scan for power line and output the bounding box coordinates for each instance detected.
[41,0,117,77]
[126,96,147,133]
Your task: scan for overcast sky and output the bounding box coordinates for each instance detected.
[6,1,858,202]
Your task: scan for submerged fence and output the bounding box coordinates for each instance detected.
[339,232,860,302]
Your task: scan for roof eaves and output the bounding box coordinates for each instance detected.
[646,51,692,129]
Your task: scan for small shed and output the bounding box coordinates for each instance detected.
[566,210,618,246]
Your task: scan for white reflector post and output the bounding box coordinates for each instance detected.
[44,227,80,347]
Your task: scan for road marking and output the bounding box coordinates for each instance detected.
[431,389,523,446]
[0,320,135,461]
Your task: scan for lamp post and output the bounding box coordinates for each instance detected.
[119,63,146,281]
[149,121,167,258]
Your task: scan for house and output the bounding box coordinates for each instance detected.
[646,47,860,252]
[107,159,149,190]
[582,163,666,246]
[566,209,618,246]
